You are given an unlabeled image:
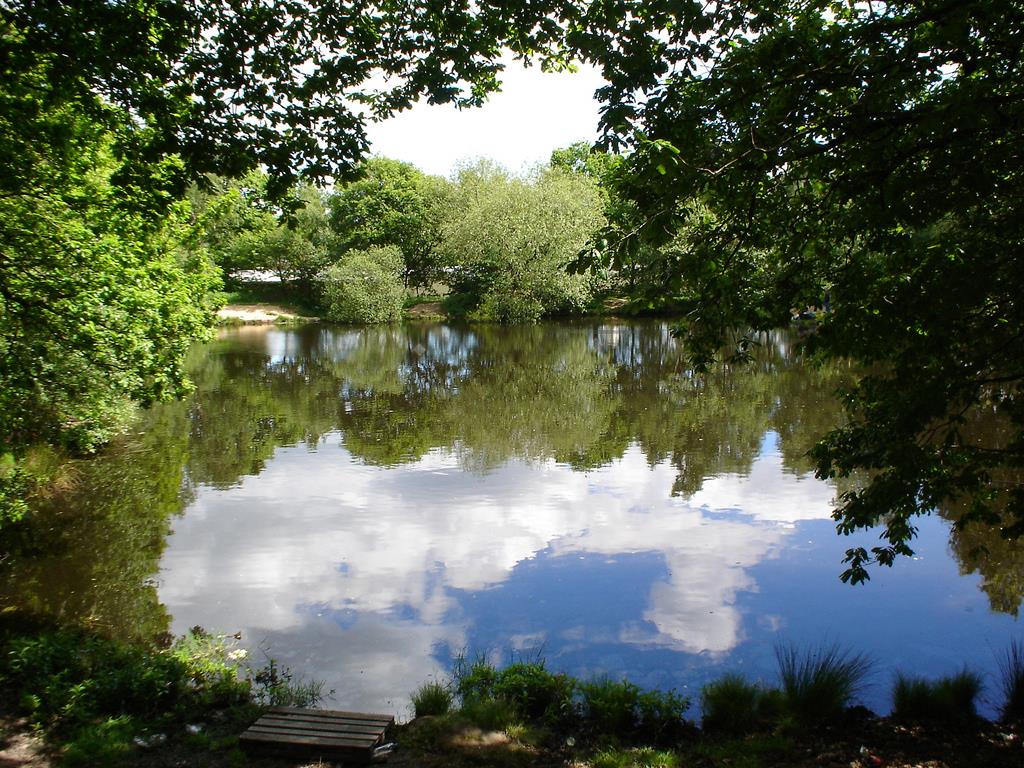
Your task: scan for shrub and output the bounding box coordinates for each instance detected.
[319,245,405,323]
[0,627,251,733]
[411,680,453,717]
[775,643,871,725]
[892,669,983,724]
[998,640,1024,723]
[577,678,690,744]
[578,678,642,735]
[701,674,781,736]
[491,661,575,723]
[439,164,605,323]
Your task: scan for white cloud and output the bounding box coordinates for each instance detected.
[159,437,835,713]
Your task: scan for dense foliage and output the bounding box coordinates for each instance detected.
[320,245,407,324]
[441,163,606,321]
[329,157,454,291]
[567,0,1024,581]
[0,51,218,457]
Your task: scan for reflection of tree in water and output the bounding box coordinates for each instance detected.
[0,403,191,642]
[14,321,1017,643]
[185,323,855,488]
[941,404,1024,616]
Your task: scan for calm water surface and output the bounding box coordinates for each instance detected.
[4,321,1021,717]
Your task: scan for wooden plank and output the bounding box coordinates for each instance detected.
[269,706,394,724]
[260,711,392,728]
[240,730,374,750]
[258,712,391,729]
[245,725,378,744]
[254,717,386,736]
[240,706,395,761]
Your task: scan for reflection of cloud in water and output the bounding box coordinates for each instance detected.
[159,433,833,711]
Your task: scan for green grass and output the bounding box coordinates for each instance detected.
[700,674,781,736]
[688,733,797,768]
[403,293,448,308]
[589,746,680,768]
[411,680,454,717]
[775,643,871,725]
[998,640,1024,722]
[458,697,519,731]
[892,669,983,724]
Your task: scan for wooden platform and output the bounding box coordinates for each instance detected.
[239,706,394,762]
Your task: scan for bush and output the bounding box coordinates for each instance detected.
[411,680,453,717]
[999,640,1024,723]
[451,656,574,724]
[578,678,642,735]
[439,163,605,323]
[701,674,781,736]
[577,678,690,744]
[775,643,871,725]
[491,661,575,723]
[319,245,406,323]
[0,627,250,733]
[892,669,983,724]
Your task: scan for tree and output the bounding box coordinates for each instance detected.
[329,158,453,291]
[1,0,574,199]
[440,162,606,322]
[319,245,406,324]
[0,59,218,454]
[564,0,1024,582]
[187,172,278,280]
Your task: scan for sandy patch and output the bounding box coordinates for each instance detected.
[0,717,52,767]
[405,301,447,318]
[216,304,306,324]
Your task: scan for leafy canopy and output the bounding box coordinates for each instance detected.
[570,0,1024,582]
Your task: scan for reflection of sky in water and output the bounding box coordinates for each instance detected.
[158,428,1020,718]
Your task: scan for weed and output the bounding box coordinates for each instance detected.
[249,657,327,708]
[775,643,871,725]
[590,746,679,768]
[61,715,136,767]
[998,640,1024,722]
[411,680,454,717]
[892,669,983,723]
[578,678,642,735]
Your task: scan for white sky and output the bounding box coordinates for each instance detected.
[365,58,607,178]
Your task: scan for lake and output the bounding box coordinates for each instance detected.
[4,321,1020,718]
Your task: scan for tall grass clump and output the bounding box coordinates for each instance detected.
[891,669,982,724]
[998,640,1024,723]
[410,680,453,717]
[775,643,871,725]
[700,674,782,736]
[453,653,499,703]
